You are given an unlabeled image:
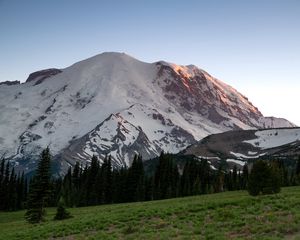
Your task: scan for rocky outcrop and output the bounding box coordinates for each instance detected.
[26,68,62,85]
[0,80,20,86]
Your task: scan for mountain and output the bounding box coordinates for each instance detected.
[183,127,300,169]
[0,52,295,175]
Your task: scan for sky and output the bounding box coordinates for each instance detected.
[0,0,299,125]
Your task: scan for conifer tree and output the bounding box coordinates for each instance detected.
[295,156,300,184]
[126,154,145,202]
[241,164,249,189]
[72,162,81,206]
[248,160,281,196]
[232,165,238,190]
[16,172,25,209]
[8,168,17,211]
[154,152,179,199]
[62,168,73,207]
[54,196,72,220]
[213,165,224,193]
[2,161,10,210]
[0,158,5,210]
[85,155,99,205]
[25,147,52,223]
[102,155,112,203]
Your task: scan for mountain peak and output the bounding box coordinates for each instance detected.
[72,52,142,67]
[0,52,295,175]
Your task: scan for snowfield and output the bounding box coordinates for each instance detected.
[244,128,300,149]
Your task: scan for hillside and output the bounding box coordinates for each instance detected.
[1,187,300,239]
[183,127,300,169]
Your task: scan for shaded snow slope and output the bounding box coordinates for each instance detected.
[184,127,300,167]
[245,128,300,149]
[0,52,295,174]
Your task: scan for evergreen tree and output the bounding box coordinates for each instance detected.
[296,156,300,176]
[295,156,300,184]
[102,155,112,203]
[232,165,238,190]
[62,168,73,207]
[154,152,179,199]
[82,155,99,206]
[54,196,72,220]
[0,158,4,209]
[16,172,25,209]
[126,154,145,202]
[248,160,281,196]
[2,161,10,210]
[241,164,249,189]
[199,159,211,194]
[8,168,17,211]
[213,165,224,193]
[25,147,52,223]
[112,167,128,203]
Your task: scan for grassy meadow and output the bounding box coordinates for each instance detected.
[1,187,300,239]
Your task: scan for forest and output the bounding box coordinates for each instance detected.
[1,148,300,222]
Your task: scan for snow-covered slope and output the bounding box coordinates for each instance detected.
[259,117,296,128]
[244,128,300,150]
[184,128,300,169]
[0,52,295,174]
[60,104,196,168]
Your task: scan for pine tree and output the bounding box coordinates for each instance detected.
[62,168,73,207]
[54,196,72,220]
[25,147,52,223]
[232,165,238,190]
[199,159,210,194]
[248,160,281,196]
[126,154,145,202]
[241,164,249,189]
[72,162,81,206]
[16,172,25,209]
[213,165,224,193]
[84,155,99,205]
[0,158,5,210]
[295,156,300,184]
[154,152,179,199]
[2,161,10,210]
[102,155,112,203]
[8,168,17,211]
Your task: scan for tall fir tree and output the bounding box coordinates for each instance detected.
[2,161,10,210]
[25,147,52,223]
[248,160,281,196]
[126,154,145,202]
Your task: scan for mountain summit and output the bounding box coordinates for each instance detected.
[0,52,295,174]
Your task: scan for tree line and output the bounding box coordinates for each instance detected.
[1,148,300,222]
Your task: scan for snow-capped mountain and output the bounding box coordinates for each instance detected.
[0,52,295,174]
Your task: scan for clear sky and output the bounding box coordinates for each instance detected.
[0,0,299,125]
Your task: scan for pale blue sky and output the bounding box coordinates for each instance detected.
[0,0,299,124]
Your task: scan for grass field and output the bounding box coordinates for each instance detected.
[1,187,300,239]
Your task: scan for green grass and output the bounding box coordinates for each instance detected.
[1,187,300,239]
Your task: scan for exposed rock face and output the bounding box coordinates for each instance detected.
[0,52,295,175]
[155,62,263,128]
[26,68,62,85]
[0,80,20,86]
